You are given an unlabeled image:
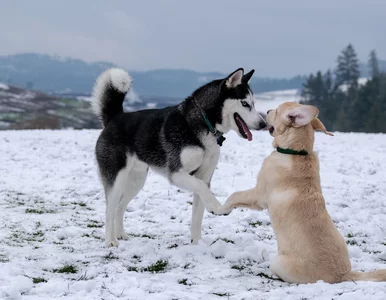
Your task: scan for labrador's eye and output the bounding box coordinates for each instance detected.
[241,101,250,108]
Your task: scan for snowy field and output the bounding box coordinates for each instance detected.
[1,129,386,300]
[254,89,301,114]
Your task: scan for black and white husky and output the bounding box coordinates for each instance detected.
[92,67,266,247]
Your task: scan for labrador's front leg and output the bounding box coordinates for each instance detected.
[220,187,266,214]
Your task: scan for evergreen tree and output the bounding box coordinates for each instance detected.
[321,70,339,129]
[368,50,380,78]
[300,46,386,133]
[323,70,333,96]
[301,74,315,102]
[301,72,324,105]
[335,44,360,87]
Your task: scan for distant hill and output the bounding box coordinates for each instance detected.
[0,53,307,97]
[0,83,100,130]
[0,81,187,130]
[1,52,384,101]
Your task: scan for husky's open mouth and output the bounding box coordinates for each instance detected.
[234,113,252,141]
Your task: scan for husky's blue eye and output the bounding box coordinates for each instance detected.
[241,101,250,108]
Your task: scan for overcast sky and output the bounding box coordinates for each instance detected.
[0,0,385,77]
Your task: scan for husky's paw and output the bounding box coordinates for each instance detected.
[106,239,119,247]
[116,231,129,240]
[212,205,233,216]
[209,204,232,216]
[191,235,201,245]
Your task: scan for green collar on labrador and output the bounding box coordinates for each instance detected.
[276,147,308,156]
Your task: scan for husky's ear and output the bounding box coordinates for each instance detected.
[242,69,255,83]
[226,68,244,88]
[312,117,334,136]
[285,105,319,127]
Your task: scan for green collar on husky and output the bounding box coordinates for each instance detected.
[201,112,226,146]
[276,147,308,156]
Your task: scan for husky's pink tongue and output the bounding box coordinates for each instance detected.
[244,125,252,141]
[237,115,253,141]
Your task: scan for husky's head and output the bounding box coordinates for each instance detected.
[214,68,266,141]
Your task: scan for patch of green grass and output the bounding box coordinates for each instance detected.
[87,220,103,228]
[231,265,245,271]
[257,272,282,281]
[212,292,230,297]
[53,264,78,274]
[347,233,354,238]
[127,260,169,273]
[347,240,358,246]
[87,223,103,228]
[32,277,47,284]
[143,260,168,273]
[127,266,139,272]
[230,258,257,273]
[178,278,192,286]
[249,221,263,227]
[33,198,45,204]
[103,252,119,260]
[9,230,44,243]
[211,238,235,245]
[74,272,93,281]
[25,208,55,214]
[0,254,9,263]
[71,201,87,207]
[82,233,102,240]
[128,233,155,239]
[25,230,45,242]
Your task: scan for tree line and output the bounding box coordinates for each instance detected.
[300,44,386,133]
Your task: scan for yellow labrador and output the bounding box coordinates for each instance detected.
[220,102,386,283]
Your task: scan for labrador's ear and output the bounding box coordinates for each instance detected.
[285,105,319,127]
[312,117,334,136]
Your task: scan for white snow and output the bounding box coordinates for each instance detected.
[126,88,142,104]
[76,96,93,102]
[0,83,9,90]
[146,103,157,108]
[254,89,301,114]
[1,129,386,299]
[339,77,369,92]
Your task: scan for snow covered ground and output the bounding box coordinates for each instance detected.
[1,129,386,300]
[339,78,368,92]
[0,83,9,90]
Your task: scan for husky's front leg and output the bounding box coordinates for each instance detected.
[191,193,204,244]
[170,171,224,215]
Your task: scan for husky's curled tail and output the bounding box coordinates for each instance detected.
[91,68,132,127]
